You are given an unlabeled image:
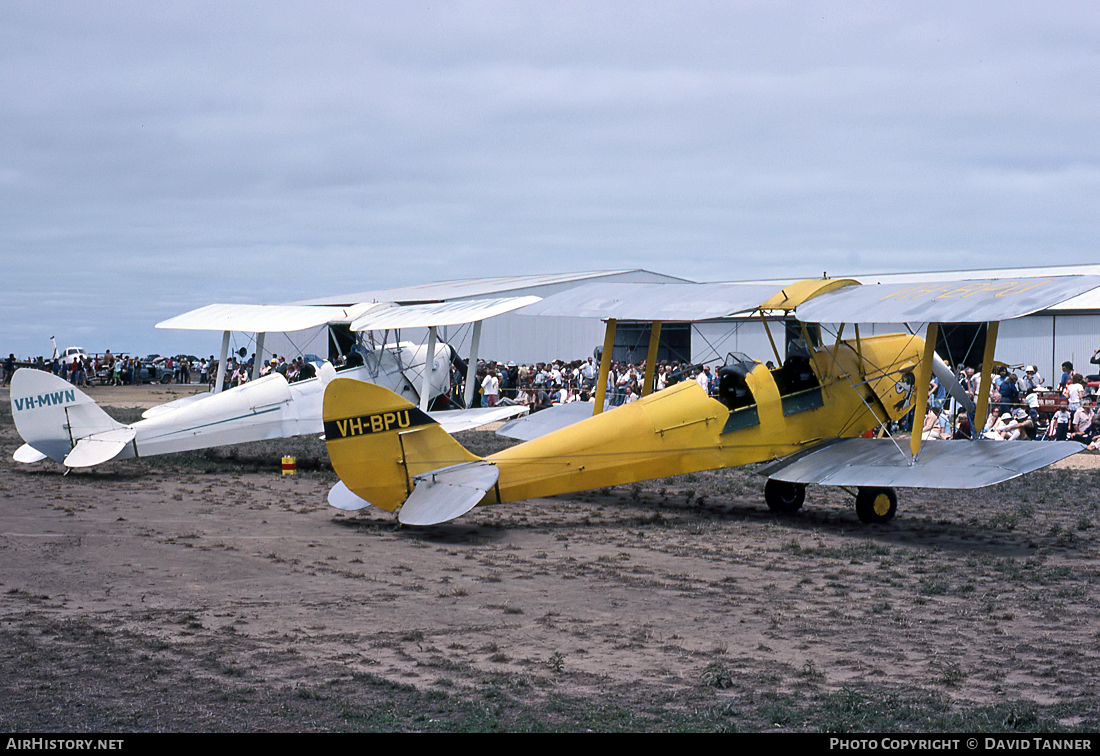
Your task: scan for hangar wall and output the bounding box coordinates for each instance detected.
[1000,314,1100,381]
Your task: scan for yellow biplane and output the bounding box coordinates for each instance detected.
[321,274,1099,526]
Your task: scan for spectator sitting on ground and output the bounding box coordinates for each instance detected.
[921,406,946,440]
[1069,400,1094,444]
[996,408,1037,441]
[532,387,553,412]
[983,408,1011,439]
[1086,410,1100,450]
[952,410,972,440]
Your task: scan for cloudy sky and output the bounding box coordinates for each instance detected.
[2,2,1098,357]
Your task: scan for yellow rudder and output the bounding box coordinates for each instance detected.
[323,378,480,512]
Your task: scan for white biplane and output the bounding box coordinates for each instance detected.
[11,297,537,468]
[321,273,1100,526]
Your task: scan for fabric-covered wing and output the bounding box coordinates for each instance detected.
[515,282,779,321]
[430,404,529,434]
[351,296,542,331]
[141,392,210,419]
[756,438,1083,489]
[794,275,1100,324]
[496,401,608,441]
[157,303,385,332]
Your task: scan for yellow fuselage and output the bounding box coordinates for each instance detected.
[485,333,922,503]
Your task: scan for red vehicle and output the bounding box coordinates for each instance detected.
[1032,389,1068,423]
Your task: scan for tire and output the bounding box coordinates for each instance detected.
[855,487,897,524]
[160,374,172,384]
[764,479,805,514]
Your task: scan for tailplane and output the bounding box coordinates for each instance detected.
[323,378,483,514]
[10,369,128,465]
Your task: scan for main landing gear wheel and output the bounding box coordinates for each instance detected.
[855,487,897,524]
[764,479,805,514]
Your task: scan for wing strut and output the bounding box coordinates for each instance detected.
[214,330,230,394]
[463,319,483,410]
[252,332,266,381]
[419,326,438,412]
[800,322,825,382]
[973,321,999,433]
[909,323,938,458]
[592,319,616,415]
[760,312,782,367]
[641,320,661,396]
[853,324,865,380]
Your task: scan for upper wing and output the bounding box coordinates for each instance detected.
[794,275,1100,324]
[514,282,778,321]
[350,296,542,331]
[515,274,1100,324]
[159,274,1100,333]
[156,303,385,332]
[158,296,543,334]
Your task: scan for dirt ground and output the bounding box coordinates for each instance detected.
[0,383,1098,732]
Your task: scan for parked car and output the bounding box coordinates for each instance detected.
[138,355,174,384]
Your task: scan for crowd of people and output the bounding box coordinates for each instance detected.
[216,354,322,388]
[918,354,1100,450]
[461,356,717,412]
[0,351,327,391]
[3,351,159,388]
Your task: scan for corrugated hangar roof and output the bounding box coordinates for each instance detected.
[295,270,691,306]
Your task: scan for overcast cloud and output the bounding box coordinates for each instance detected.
[2,1,1098,356]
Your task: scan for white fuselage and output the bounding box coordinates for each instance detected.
[12,341,454,467]
[122,343,453,461]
